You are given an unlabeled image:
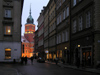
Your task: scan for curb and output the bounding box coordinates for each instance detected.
[46,61,100,74]
[58,64,100,74]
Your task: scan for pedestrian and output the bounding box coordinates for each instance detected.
[88,56,91,66]
[31,57,33,64]
[55,58,58,65]
[21,57,24,64]
[25,56,27,65]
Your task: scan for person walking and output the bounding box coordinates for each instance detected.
[25,56,27,65]
[55,58,58,65]
[31,56,34,65]
[21,57,24,64]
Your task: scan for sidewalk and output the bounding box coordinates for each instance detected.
[46,61,100,74]
[0,66,21,75]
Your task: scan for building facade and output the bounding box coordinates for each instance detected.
[37,9,44,58]
[56,0,70,63]
[47,0,56,61]
[21,36,30,58]
[70,0,100,67]
[0,0,24,62]
[35,0,100,67]
[34,30,38,58]
[43,6,49,60]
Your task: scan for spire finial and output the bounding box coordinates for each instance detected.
[30,3,31,15]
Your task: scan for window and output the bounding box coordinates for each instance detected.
[57,16,59,25]
[59,0,61,6]
[5,9,11,18]
[5,26,11,35]
[79,16,83,31]
[32,27,34,30]
[63,9,66,20]
[27,26,29,30]
[62,0,65,3]
[66,31,69,41]
[59,34,61,43]
[5,48,11,59]
[86,11,91,28]
[66,7,69,17]
[73,20,76,33]
[62,32,64,42]
[57,35,58,44]
[73,0,76,6]
[59,14,62,23]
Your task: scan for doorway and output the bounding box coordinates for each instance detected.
[82,47,91,66]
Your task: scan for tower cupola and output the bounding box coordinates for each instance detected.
[26,6,34,24]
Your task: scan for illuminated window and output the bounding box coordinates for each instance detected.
[59,50,62,58]
[5,26,11,35]
[5,9,11,18]
[25,32,27,34]
[5,48,11,59]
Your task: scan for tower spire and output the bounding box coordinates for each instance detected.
[26,4,34,24]
[30,3,31,15]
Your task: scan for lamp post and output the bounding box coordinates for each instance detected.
[78,45,80,58]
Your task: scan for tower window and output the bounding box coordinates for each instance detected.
[32,27,34,30]
[27,27,29,30]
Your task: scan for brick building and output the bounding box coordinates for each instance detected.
[21,7,35,58]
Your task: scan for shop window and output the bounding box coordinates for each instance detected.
[5,48,11,59]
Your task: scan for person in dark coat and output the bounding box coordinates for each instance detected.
[21,57,24,64]
[55,58,58,65]
[31,56,34,64]
[25,56,27,65]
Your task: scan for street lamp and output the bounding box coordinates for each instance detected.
[65,47,67,50]
[78,45,80,48]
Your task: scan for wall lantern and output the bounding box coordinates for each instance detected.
[45,50,49,53]
[65,47,67,49]
[78,45,80,48]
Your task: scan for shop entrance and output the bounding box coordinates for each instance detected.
[82,47,91,66]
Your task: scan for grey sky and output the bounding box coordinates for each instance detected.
[21,0,49,35]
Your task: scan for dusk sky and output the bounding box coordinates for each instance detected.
[21,0,49,35]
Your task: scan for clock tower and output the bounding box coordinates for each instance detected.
[24,7,35,57]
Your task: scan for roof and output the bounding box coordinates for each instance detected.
[21,36,29,43]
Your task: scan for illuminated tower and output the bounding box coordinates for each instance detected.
[24,6,35,57]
